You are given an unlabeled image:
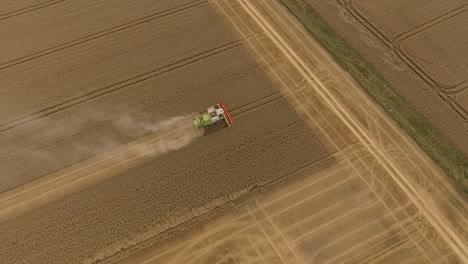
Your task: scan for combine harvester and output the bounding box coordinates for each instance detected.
[194,102,233,135]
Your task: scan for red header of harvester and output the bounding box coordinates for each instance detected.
[220,101,233,126]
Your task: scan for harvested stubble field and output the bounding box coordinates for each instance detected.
[292,0,468,189]
[0,0,332,263]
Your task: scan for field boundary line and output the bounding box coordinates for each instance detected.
[0,41,240,133]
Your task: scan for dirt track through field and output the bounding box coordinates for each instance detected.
[120,0,468,263]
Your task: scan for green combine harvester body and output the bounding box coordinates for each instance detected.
[194,113,214,128]
[193,102,233,130]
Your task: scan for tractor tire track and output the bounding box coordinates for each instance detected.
[338,0,392,46]
[0,0,206,72]
[0,0,66,21]
[0,40,241,133]
[230,90,284,116]
[448,99,468,122]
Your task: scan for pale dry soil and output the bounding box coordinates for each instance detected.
[0,0,331,263]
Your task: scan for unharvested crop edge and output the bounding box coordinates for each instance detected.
[281,0,468,192]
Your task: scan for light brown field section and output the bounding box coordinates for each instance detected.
[305,0,468,156]
[0,0,332,263]
[120,0,468,263]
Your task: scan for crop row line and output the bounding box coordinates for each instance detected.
[0,0,207,72]
[0,0,66,21]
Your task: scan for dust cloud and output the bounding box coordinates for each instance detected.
[112,113,205,158]
[61,112,204,160]
[1,112,203,189]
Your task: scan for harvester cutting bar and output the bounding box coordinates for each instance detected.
[220,101,233,126]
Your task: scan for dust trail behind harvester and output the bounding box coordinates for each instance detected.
[0,114,203,223]
[113,113,204,157]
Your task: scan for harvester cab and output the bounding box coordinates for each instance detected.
[194,102,233,134]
